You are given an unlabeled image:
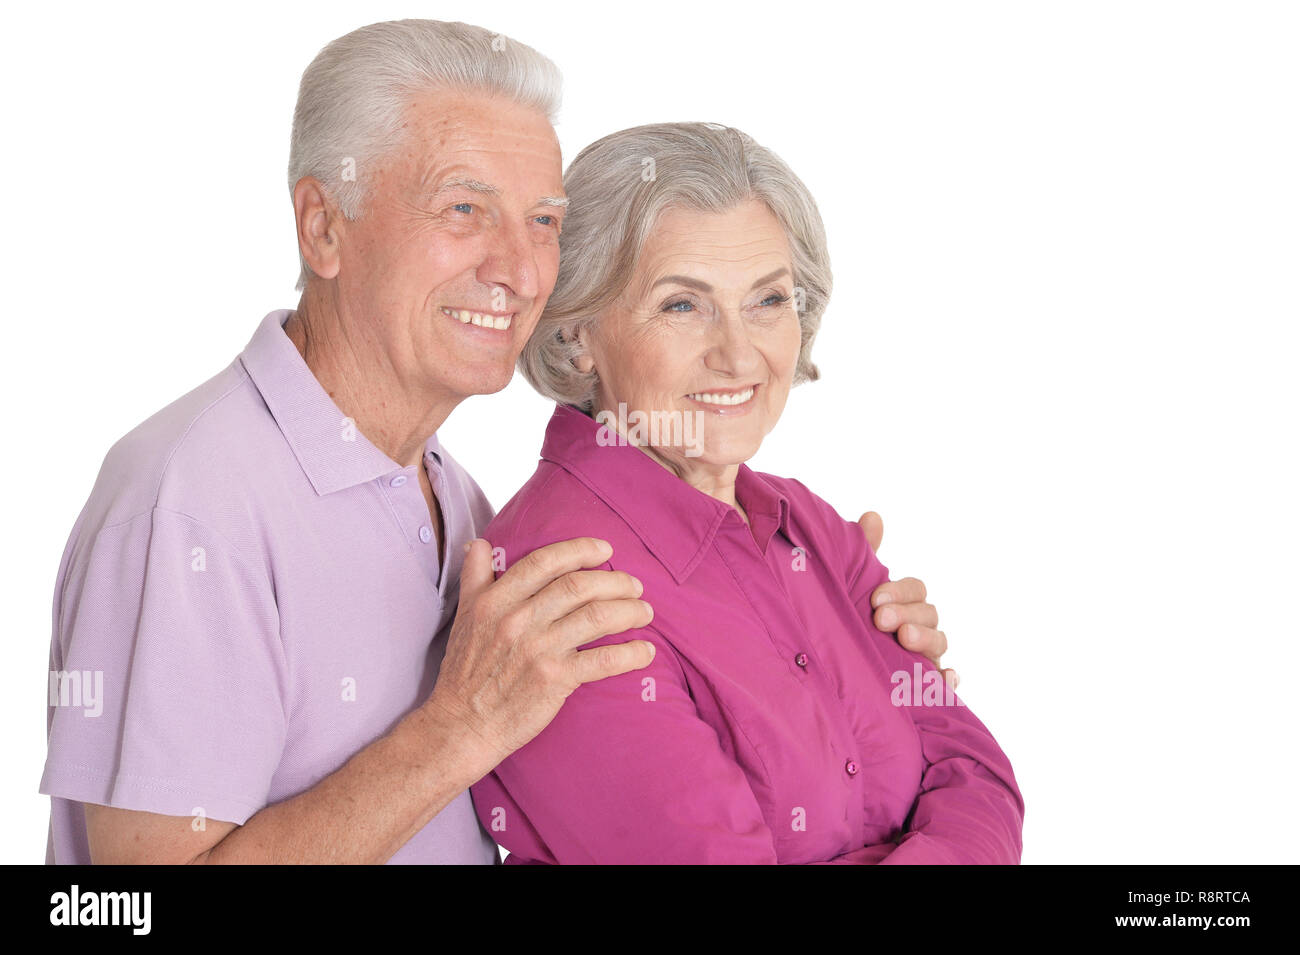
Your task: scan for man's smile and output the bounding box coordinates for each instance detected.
[440,306,514,331]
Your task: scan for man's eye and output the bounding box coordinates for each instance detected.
[534,214,555,226]
[450,202,474,214]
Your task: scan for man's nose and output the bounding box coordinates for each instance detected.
[478,220,541,303]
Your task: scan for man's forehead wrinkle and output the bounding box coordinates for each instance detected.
[402,87,559,144]
[407,148,565,204]
[405,109,558,153]
[429,175,499,195]
[395,111,564,207]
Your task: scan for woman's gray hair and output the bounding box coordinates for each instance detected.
[288,19,562,290]
[519,122,831,411]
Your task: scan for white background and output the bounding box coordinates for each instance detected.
[2,0,1296,864]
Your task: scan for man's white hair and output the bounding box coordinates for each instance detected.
[287,19,562,290]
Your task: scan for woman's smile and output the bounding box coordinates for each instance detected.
[685,383,760,416]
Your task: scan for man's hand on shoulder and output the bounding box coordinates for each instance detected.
[859,511,958,691]
[425,537,657,770]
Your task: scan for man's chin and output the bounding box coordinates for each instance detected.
[452,364,516,399]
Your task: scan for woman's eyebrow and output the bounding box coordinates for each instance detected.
[650,267,791,293]
[652,275,713,292]
[749,267,791,289]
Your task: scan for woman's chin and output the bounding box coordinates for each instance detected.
[684,436,764,471]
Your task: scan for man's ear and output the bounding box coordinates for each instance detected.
[293,176,343,282]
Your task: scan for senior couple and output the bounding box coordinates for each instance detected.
[42,19,1022,864]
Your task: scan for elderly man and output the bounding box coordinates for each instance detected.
[41,19,950,864]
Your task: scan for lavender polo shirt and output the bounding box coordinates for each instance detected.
[471,403,1024,864]
[41,309,498,865]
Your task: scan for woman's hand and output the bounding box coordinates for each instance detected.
[858,511,958,692]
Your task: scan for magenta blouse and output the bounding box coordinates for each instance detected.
[470,403,1024,864]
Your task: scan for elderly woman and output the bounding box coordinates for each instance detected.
[469,122,1023,864]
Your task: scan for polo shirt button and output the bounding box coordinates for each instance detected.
[390,475,408,488]
[845,759,859,777]
[419,526,432,543]
[794,652,809,668]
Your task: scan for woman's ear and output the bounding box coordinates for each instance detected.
[566,323,596,374]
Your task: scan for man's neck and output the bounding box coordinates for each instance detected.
[284,290,461,469]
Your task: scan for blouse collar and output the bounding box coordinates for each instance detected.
[539,403,800,583]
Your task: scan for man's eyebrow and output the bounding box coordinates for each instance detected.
[421,177,568,208]
[422,176,499,198]
[650,267,791,293]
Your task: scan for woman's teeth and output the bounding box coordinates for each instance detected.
[442,307,512,330]
[688,387,755,406]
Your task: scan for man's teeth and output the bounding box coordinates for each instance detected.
[688,387,755,406]
[442,307,512,330]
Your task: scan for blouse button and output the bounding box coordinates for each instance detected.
[419,525,432,544]
[794,652,809,668]
[389,474,408,488]
[845,759,859,777]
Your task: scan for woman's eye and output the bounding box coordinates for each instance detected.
[759,293,790,308]
[662,300,695,313]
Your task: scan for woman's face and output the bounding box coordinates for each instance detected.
[579,199,803,480]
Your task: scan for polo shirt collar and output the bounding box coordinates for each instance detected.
[240,309,442,495]
[539,403,798,583]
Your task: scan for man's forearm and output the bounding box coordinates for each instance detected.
[197,701,497,864]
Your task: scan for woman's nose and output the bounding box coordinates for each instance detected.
[703,312,761,375]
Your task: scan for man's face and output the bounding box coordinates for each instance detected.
[333,90,565,403]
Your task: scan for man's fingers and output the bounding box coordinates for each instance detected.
[458,539,497,606]
[529,569,645,628]
[549,597,654,652]
[857,511,884,554]
[896,624,948,664]
[873,599,939,634]
[870,575,928,609]
[867,574,945,666]
[490,537,616,602]
[570,638,657,686]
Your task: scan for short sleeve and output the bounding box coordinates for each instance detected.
[41,506,286,825]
